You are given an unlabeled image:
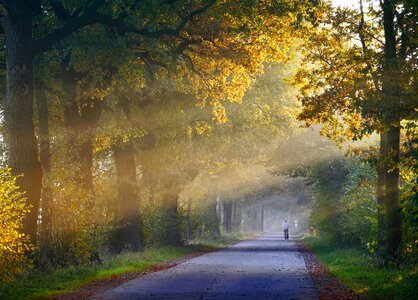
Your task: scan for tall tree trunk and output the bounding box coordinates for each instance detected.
[385,126,401,259]
[35,83,53,252]
[249,207,257,231]
[160,178,182,246]
[260,205,265,232]
[382,0,402,261]
[206,201,221,236]
[185,197,192,242]
[377,132,387,258]
[78,97,104,192]
[232,201,241,232]
[112,141,143,251]
[60,58,103,195]
[162,192,183,246]
[5,3,42,246]
[223,201,233,232]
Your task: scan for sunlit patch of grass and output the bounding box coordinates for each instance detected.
[304,237,418,299]
[0,236,243,300]
[190,232,252,248]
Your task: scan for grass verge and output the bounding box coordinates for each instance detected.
[304,236,418,299]
[0,235,244,300]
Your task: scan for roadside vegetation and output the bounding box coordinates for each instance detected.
[0,0,416,299]
[303,154,418,299]
[0,234,245,300]
[304,237,418,299]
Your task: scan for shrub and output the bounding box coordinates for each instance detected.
[45,169,114,267]
[339,160,377,248]
[0,168,32,283]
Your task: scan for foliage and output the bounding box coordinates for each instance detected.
[0,238,242,300]
[0,168,32,283]
[142,200,184,247]
[296,0,416,262]
[309,157,349,241]
[43,166,114,267]
[339,159,377,249]
[294,1,416,141]
[309,156,379,250]
[400,123,418,262]
[304,237,418,300]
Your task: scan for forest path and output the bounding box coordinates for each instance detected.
[94,234,318,300]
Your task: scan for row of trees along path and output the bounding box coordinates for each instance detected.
[294,0,416,261]
[1,0,415,265]
[2,0,311,255]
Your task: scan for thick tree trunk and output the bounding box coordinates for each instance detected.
[5,3,42,246]
[232,201,241,232]
[249,208,257,232]
[35,83,53,251]
[112,141,143,251]
[206,201,221,236]
[377,132,387,257]
[260,205,265,232]
[185,197,193,242]
[385,125,401,259]
[78,99,103,192]
[60,59,103,194]
[381,0,402,261]
[161,186,182,246]
[223,201,233,232]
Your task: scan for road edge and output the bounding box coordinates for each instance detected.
[296,240,362,300]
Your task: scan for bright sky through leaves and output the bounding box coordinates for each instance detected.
[331,0,358,8]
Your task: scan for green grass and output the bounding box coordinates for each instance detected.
[304,237,418,299]
[0,235,243,300]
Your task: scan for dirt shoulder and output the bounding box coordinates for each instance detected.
[46,251,207,300]
[297,240,361,300]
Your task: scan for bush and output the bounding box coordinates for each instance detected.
[309,157,378,249]
[142,200,183,247]
[0,168,32,283]
[45,169,114,267]
[339,160,377,249]
[309,157,349,242]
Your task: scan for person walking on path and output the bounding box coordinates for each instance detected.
[282,220,289,240]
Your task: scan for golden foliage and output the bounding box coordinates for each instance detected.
[0,168,32,282]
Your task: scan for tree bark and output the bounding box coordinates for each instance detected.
[377,132,387,258]
[185,197,193,242]
[384,126,401,259]
[156,176,182,245]
[35,83,53,252]
[60,56,105,194]
[381,0,402,261]
[161,190,183,246]
[112,141,143,251]
[4,2,42,246]
[232,201,241,232]
[206,201,221,236]
[223,201,233,232]
[260,205,265,232]
[77,100,103,192]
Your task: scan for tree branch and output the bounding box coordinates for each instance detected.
[50,0,71,21]
[35,0,216,54]
[357,0,380,91]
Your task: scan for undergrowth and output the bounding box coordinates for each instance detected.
[304,236,418,299]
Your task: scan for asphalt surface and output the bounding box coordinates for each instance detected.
[94,234,319,300]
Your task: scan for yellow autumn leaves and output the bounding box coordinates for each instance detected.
[0,168,32,282]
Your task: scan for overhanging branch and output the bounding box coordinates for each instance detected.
[35,0,216,54]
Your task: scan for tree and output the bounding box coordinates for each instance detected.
[294,0,416,261]
[0,0,232,245]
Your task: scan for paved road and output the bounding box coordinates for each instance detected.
[94,234,318,300]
